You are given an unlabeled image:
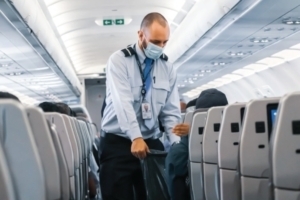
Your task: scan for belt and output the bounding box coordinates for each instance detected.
[105,133,163,143]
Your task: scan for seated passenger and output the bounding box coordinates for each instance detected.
[0,91,20,102]
[165,88,228,200]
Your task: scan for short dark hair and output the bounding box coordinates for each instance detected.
[39,102,60,113]
[0,91,20,102]
[38,102,72,116]
[141,12,168,29]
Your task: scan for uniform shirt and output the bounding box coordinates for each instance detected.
[101,43,181,144]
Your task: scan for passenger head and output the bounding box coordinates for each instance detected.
[38,102,72,116]
[196,88,228,109]
[38,102,60,113]
[56,102,71,116]
[138,12,170,59]
[0,91,20,102]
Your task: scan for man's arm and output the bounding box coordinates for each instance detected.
[106,52,142,141]
[159,65,181,144]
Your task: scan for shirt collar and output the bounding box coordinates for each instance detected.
[134,42,146,64]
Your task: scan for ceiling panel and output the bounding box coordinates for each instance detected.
[36,0,188,74]
[176,0,300,95]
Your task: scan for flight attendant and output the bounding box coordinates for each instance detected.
[101,12,187,199]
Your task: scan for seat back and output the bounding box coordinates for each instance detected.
[62,115,80,200]
[271,92,300,200]
[47,121,70,200]
[26,107,60,200]
[0,142,16,200]
[45,113,75,199]
[69,118,84,199]
[62,115,80,171]
[184,111,194,125]
[218,103,245,200]
[240,98,279,200]
[189,109,208,200]
[0,100,46,200]
[203,106,225,200]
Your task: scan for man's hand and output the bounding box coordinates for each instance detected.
[131,137,150,159]
[172,123,190,136]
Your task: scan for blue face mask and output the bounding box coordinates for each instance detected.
[143,41,164,60]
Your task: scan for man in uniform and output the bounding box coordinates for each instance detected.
[101,12,187,200]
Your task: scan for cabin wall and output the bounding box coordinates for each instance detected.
[218,57,300,103]
[85,84,106,129]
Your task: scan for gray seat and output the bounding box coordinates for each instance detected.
[73,119,88,199]
[26,107,61,200]
[62,115,81,200]
[78,120,92,197]
[271,92,300,200]
[69,118,84,200]
[0,100,46,200]
[184,111,194,125]
[203,106,225,200]
[48,121,70,200]
[0,142,16,200]
[239,98,279,200]
[189,108,208,200]
[218,103,245,200]
[45,113,75,200]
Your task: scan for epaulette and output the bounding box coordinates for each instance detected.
[160,53,168,61]
[121,46,135,57]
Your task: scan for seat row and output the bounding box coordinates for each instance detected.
[0,100,98,200]
[185,91,300,200]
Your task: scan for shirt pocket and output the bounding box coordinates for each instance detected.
[153,80,170,105]
[131,82,142,102]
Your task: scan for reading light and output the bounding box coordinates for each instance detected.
[251,38,271,43]
[282,18,300,25]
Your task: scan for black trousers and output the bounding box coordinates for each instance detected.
[100,134,164,200]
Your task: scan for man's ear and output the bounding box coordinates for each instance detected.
[138,30,143,41]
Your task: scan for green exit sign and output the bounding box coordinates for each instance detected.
[103,19,113,26]
[115,19,124,25]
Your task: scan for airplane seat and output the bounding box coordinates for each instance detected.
[70,118,85,200]
[75,120,89,199]
[78,120,93,198]
[0,142,16,200]
[218,103,245,200]
[47,121,71,200]
[271,92,300,200]
[45,113,76,200]
[26,107,61,200]
[203,106,225,200]
[240,98,279,200]
[188,108,208,200]
[62,115,81,200]
[0,100,46,200]
[183,111,194,125]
